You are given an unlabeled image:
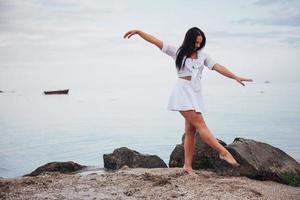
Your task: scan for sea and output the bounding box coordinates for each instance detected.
[1,80,299,178]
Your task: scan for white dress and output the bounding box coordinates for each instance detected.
[161,42,217,114]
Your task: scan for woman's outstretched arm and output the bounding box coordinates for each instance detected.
[212,63,253,86]
[123,29,163,50]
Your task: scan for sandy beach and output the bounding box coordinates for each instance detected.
[1,167,300,200]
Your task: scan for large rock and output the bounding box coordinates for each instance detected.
[224,138,300,186]
[103,147,168,170]
[24,161,86,176]
[169,134,300,186]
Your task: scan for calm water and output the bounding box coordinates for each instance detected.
[0,81,300,178]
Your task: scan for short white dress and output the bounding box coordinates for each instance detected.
[161,42,217,114]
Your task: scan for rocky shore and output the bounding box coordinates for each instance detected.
[1,136,300,199]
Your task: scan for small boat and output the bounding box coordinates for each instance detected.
[44,89,69,95]
[0,90,15,93]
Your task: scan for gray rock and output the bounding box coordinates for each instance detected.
[224,138,300,186]
[103,147,168,170]
[24,161,86,176]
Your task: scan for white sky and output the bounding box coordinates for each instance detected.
[0,0,300,90]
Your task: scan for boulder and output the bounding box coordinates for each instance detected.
[224,138,300,186]
[103,147,168,170]
[24,161,86,176]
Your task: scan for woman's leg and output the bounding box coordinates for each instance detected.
[179,110,240,167]
[183,119,196,173]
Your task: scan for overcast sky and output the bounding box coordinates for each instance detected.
[0,0,300,90]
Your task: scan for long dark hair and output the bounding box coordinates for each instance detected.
[175,27,206,71]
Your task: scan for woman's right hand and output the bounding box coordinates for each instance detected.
[234,76,253,86]
[123,30,163,49]
[123,30,140,39]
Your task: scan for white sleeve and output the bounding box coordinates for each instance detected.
[161,42,178,60]
[203,52,217,70]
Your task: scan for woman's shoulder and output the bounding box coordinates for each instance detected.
[162,41,179,51]
[161,41,180,59]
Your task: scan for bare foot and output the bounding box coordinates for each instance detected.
[219,151,240,168]
[183,165,198,177]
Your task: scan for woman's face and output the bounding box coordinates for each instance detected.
[194,35,203,49]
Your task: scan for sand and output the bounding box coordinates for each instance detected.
[1,167,300,200]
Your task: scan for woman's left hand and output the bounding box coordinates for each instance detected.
[235,76,253,86]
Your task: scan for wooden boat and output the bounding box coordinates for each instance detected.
[44,89,69,95]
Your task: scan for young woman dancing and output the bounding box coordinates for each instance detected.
[123,27,253,175]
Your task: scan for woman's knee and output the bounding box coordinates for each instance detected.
[185,125,196,135]
[192,115,207,130]
[183,112,206,129]
[185,119,196,135]
[195,121,207,130]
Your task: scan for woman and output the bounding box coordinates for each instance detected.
[123,27,253,175]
